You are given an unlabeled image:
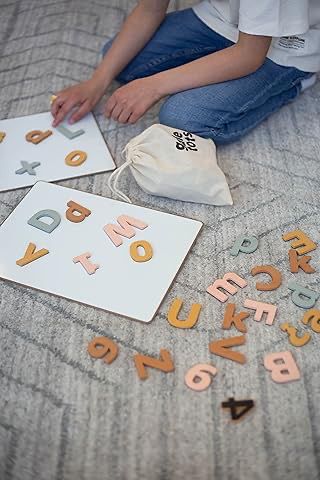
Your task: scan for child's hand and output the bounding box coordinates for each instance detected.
[51,79,105,126]
[105,77,163,124]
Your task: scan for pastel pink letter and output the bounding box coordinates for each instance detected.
[73,252,99,275]
[244,299,277,326]
[103,215,148,247]
[207,272,247,302]
[264,351,300,383]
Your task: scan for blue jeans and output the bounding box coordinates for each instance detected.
[102,8,312,144]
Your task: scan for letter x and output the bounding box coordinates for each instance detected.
[15,161,41,175]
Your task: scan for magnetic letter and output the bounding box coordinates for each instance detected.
[16,242,49,267]
[288,249,315,274]
[15,161,40,175]
[0,132,6,142]
[209,335,246,364]
[230,235,259,256]
[184,364,217,391]
[282,229,317,255]
[87,336,118,364]
[65,200,91,223]
[103,215,148,247]
[264,351,300,383]
[27,209,61,234]
[222,303,249,333]
[167,298,202,329]
[280,323,311,347]
[130,240,153,263]
[134,349,174,380]
[26,129,52,144]
[65,150,87,166]
[56,124,85,140]
[207,272,247,303]
[251,265,282,291]
[73,252,99,275]
[288,281,319,309]
[301,309,320,333]
[244,299,277,326]
[222,398,254,421]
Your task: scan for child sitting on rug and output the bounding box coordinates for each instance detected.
[51,0,319,144]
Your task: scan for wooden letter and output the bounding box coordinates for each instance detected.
[15,161,40,175]
[73,252,99,275]
[288,249,315,274]
[207,272,247,303]
[244,299,277,326]
[280,323,311,347]
[134,349,174,380]
[27,209,61,234]
[209,335,246,364]
[288,281,319,309]
[184,364,217,391]
[103,215,148,247]
[66,200,91,223]
[222,303,249,333]
[251,265,282,291]
[87,336,118,364]
[301,309,320,333]
[230,235,259,256]
[26,129,52,144]
[16,242,49,267]
[130,240,153,263]
[65,150,87,166]
[282,229,317,255]
[264,351,300,383]
[56,124,85,140]
[167,298,202,329]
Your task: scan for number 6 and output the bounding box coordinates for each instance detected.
[184,364,217,391]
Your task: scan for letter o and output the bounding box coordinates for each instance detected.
[65,150,87,167]
[130,240,153,263]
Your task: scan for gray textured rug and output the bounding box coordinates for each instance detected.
[1,1,320,479]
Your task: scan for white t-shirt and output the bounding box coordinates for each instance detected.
[193,0,320,72]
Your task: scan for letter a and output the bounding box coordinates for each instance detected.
[103,215,148,247]
[264,351,300,383]
[27,209,61,233]
[66,200,91,223]
[25,130,52,144]
[207,272,247,303]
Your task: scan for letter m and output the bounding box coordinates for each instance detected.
[207,272,247,302]
[103,215,148,247]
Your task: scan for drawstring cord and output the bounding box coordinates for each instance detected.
[107,148,133,203]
